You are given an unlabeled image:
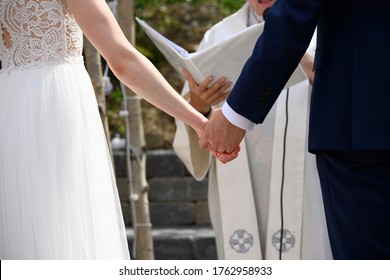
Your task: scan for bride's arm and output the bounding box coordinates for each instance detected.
[65,0,207,136]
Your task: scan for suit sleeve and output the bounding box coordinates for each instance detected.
[227,0,322,124]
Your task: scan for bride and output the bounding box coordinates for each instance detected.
[0,0,208,259]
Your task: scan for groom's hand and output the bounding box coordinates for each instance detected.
[199,108,245,163]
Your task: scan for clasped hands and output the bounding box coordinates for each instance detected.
[183,68,244,163]
[199,108,245,164]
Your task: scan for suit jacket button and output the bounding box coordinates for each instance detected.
[257,100,265,108]
[257,88,273,108]
[265,88,272,96]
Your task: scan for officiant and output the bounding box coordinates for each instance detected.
[173,0,332,260]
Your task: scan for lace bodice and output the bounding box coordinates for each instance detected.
[0,0,83,70]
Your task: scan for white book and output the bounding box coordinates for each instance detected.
[136,17,306,89]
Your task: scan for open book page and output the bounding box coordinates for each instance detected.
[136,18,204,81]
[136,17,306,89]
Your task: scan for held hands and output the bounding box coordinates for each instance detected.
[182,69,242,163]
[199,108,245,163]
[212,146,241,164]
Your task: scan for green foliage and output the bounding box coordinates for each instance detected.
[106,89,126,137]
[135,0,245,12]
[134,0,245,74]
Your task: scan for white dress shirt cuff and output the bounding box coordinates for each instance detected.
[222,103,255,131]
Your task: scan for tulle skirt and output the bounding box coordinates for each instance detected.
[0,63,130,260]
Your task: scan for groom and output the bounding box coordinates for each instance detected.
[200,0,390,260]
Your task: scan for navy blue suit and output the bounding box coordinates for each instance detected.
[228,0,390,259]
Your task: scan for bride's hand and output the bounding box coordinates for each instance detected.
[193,115,208,139]
[212,145,241,164]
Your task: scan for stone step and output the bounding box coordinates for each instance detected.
[126,226,217,260]
[146,149,192,178]
[117,176,211,226]
[114,149,215,260]
[116,177,208,204]
[114,149,192,179]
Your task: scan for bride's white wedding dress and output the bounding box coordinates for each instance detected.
[0,0,130,259]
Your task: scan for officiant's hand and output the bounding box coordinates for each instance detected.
[183,68,231,117]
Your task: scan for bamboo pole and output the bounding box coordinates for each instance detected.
[118,0,155,260]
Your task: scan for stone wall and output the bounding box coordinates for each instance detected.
[114,149,217,260]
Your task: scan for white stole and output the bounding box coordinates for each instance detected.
[265,82,310,259]
[215,140,262,259]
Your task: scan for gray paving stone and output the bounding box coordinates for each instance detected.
[150,202,194,225]
[118,149,215,260]
[193,228,217,260]
[126,227,217,260]
[146,149,190,178]
[148,177,208,202]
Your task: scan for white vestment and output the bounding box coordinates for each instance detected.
[173,2,332,260]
